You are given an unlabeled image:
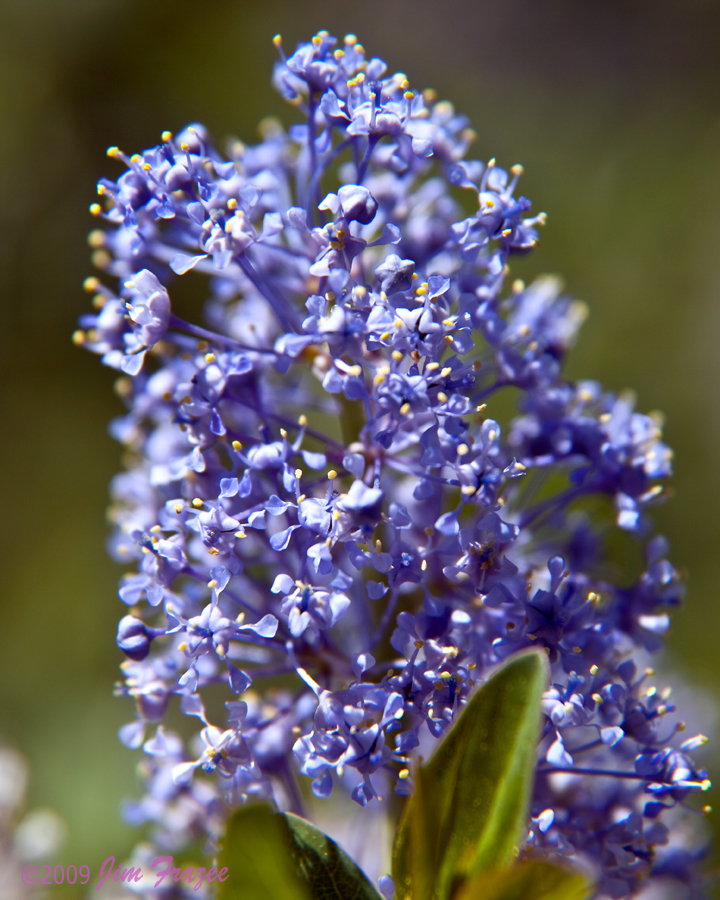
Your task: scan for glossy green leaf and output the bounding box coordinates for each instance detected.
[454,859,590,900]
[218,804,311,900]
[393,649,549,900]
[218,804,384,900]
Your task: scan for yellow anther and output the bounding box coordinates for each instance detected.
[425,527,434,537]
[178,642,188,652]
[375,539,383,552]
[440,671,452,682]
[334,49,345,59]
[72,330,86,346]
[216,645,226,658]
[573,646,582,654]
[345,33,357,45]
[392,350,403,362]
[325,291,336,301]
[425,362,439,372]
[404,90,414,99]
[327,470,337,480]
[645,667,656,677]
[592,693,603,705]
[181,141,189,151]
[161,130,173,142]
[441,366,452,378]
[236,612,246,625]
[130,154,141,164]
[208,547,220,556]
[312,35,322,46]
[272,34,282,47]
[106,146,120,158]
[297,494,307,503]
[442,318,455,327]
[488,429,498,441]
[150,525,162,533]
[279,428,287,438]
[83,277,101,293]
[226,198,238,210]
[457,443,469,456]
[204,353,216,363]
[192,498,203,508]
[326,537,333,547]
[437,392,448,403]
[356,72,365,83]
[348,365,362,376]
[704,805,712,815]
[400,402,411,416]
[295,468,303,479]
[590,664,599,676]
[393,318,403,329]
[207,579,218,588]
[298,414,308,426]
[232,440,242,451]
[501,228,512,237]
[174,503,183,514]
[461,485,476,496]
[414,284,427,296]
[235,529,246,539]
[511,164,524,176]
[588,592,599,604]
[701,780,712,791]
[398,768,410,779]
[333,509,341,521]
[142,162,152,172]
[443,335,453,345]
[87,230,106,248]
[484,199,495,208]
[421,559,428,571]
[92,294,106,310]
[89,203,102,216]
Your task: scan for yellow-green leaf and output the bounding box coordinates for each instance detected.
[454,859,590,900]
[392,649,549,900]
[218,804,384,900]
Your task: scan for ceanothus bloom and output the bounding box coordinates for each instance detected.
[78,29,711,899]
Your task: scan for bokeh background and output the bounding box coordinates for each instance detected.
[2,0,720,894]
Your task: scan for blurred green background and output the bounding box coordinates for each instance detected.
[1,0,720,892]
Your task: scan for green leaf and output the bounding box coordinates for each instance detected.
[218,804,384,900]
[453,859,590,900]
[284,812,385,900]
[392,649,549,900]
[218,805,311,900]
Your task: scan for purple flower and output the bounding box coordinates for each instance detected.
[80,29,710,898]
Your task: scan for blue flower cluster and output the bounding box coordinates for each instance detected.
[78,31,710,898]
